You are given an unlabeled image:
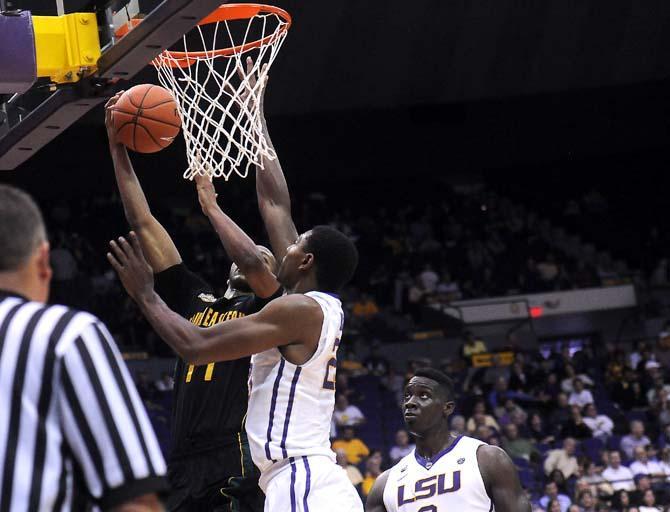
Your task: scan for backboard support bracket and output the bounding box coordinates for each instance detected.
[0,0,230,170]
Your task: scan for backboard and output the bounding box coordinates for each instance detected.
[0,0,230,170]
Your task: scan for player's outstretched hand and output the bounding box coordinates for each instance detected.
[233,57,268,115]
[107,232,155,303]
[194,173,220,216]
[104,91,124,146]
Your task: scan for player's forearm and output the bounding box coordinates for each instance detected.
[257,122,291,207]
[135,291,212,364]
[110,145,181,272]
[203,206,266,274]
[255,120,298,257]
[110,144,154,227]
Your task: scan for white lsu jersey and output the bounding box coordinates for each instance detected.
[383,436,494,512]
[246,291,343,487]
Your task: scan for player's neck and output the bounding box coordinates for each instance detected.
[414,426,458,460]
[286,274,319,295]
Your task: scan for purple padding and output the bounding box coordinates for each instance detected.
[0,11,36,94]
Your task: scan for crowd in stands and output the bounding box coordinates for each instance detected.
[40,180,638,352]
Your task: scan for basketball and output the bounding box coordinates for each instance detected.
[111,84,181,153]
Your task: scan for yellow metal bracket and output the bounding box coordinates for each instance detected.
[32,13,101,84]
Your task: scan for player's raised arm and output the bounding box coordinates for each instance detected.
[245,58,298,261]
[477,445,532,512]
[105,93,181,273]
[364,470,390,512]
[194,174,280,298]
[107,232,320,365]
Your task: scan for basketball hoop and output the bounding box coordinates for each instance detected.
[151,3,291,181]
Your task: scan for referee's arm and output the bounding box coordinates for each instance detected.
[58,319,168,510]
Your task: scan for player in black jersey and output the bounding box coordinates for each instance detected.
[105,93,281,512]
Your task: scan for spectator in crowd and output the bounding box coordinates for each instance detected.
[361,450,383,497]
[450,414,466,436]
[460,331,488,362]
[363,342,390,377]
[561,405,593,440]
[568,378,594,408]
[658,446,670,480]
[629,446,664,480]
[502,423,539,462]
[418,263,439,293]
[527,412,554,444]
[621,421,652,460]
[638,489,661,512]
[466,400,501,434]
[483,355,511,388]
[629,475,652,507]
[545,498,563,512]
[389,429,415,464]
[611,489,632,511]
[575,489,596,512]
[544,438,580,479]
[508,360,529,392]
[381,366,405,406]
[561,364,595,394]
[352,291,380,320]
[582,460,614,498]
[474,424,494,443]
[539,481,571,512]
[646,376,670,406]
[583,403,614,440]
[549,392,573,428]
[603,451,636,492]
[332,426,370,464]
[333,394,366,427]
[335,448,363,494]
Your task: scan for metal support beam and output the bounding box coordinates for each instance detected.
[97,0,227,79]
[0,87,104,169]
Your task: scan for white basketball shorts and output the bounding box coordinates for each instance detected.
[263,455,363,512]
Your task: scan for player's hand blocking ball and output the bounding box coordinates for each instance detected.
[108,84,181,153]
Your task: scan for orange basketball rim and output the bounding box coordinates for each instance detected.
[161,4,291,68]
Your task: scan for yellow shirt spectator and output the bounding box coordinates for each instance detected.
[332,437,370,465]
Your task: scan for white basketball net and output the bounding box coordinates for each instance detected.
[153,9,289,181]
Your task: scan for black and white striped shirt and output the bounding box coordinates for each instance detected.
[0,290,167,511]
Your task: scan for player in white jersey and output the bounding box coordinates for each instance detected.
[366,368,531,512]
[109,226,362,512]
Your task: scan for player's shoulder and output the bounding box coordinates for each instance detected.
[475,442,516,483]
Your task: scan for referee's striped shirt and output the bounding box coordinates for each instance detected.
[0,290,167,511]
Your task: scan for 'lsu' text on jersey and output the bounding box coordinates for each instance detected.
[383,436,493,512]
[246,291,342,486]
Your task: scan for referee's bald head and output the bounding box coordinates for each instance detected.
[0,185,47,271]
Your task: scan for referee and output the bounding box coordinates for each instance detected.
[0,185,167,511]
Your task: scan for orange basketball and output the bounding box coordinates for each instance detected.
[111,84,181,153]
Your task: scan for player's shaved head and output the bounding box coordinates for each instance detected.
[0,185,47,271]
[412,368,456,402]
